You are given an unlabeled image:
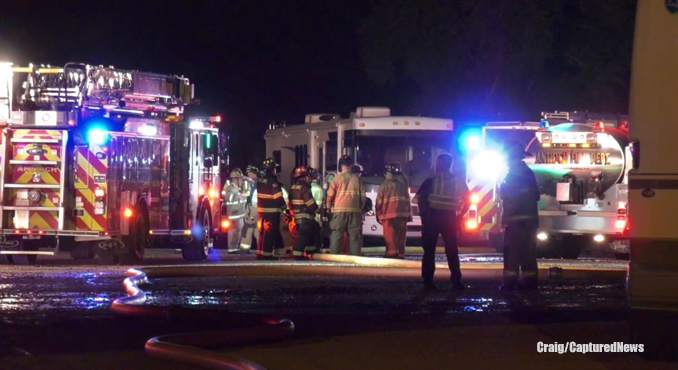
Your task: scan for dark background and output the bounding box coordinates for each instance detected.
[0,0,636,168]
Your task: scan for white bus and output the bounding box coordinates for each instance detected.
[265,106,454,241]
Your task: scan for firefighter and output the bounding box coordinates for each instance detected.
[392,162,410,189]
[376,163,412,259]
[289,166,321,260]
[415,153,470,290]
[239,165,260,253]
[309,167,324,252]
[256,158,287,260]
[223,168,248,253]
[499,141,540,291]
[326,155,366,256]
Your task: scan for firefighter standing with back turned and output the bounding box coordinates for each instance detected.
[499,141,540,290]
[415,153,470,290]
[257,158,287,260]
[289,166,321,260]
[327,155,366,256]
[376,163,412,259]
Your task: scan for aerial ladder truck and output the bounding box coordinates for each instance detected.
[0,62,228,264]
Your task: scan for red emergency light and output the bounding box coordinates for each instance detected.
[593,121,605,133]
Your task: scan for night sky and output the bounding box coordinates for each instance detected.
[0,1,636,167]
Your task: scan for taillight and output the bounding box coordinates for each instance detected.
[124,208,133,218]
[95,188,105,198]
[221,219,230,230]
[94,188,106,215]
[466,194,479,230]
[209,188,218,199]
[616,202,628,231]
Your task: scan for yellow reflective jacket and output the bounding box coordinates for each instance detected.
[376,179,412,221]
[326,171,366,213]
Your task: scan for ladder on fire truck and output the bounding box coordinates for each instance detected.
[0,62,194,260]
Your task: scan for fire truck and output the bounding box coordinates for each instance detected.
[0,62,228,264]
[264,107,455,242]
[464,111,631,259]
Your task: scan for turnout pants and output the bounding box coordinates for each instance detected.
[293,220,321,257]
[240,219,259,251]
[421,210,461,284]
[503,221,538,287]
[329,212,362,256]
[227,218,244,251]
[257,214,283,258]
[383,218,407,258]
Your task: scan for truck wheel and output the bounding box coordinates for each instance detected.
[70,243,95,260]
[182,208,211,262]
[11,239,37,265]
[121,210,148,264]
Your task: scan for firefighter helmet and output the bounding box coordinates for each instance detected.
[338,155,354,167]
[245,165,259,175]
[229,168,243,178]
[384,162,401,175]
[351,164,363,174]
[293,165,310,179]
[391,162,403,173]
[262,157,277,170]
[308,167,319,180]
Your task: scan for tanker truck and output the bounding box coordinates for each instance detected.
[464,111,631,259]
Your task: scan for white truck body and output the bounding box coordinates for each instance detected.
[264,107,454,240]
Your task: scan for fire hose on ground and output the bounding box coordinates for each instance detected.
[111,260,626,369]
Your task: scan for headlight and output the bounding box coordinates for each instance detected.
[471,151,507,181]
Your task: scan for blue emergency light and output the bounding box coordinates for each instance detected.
[539,120,549,129]
[88,129,110,145]
[465,135,481,151]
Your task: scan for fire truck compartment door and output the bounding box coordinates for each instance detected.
[74,146,88,189]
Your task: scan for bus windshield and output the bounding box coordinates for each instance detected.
[353,132,453,188]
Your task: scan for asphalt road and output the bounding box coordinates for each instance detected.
[1,250,668,369]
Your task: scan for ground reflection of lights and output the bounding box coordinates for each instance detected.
[0,298,19,310]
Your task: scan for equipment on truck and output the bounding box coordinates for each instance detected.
[264,106,455,242]
[464,111,630,259]
[0,62,227,264]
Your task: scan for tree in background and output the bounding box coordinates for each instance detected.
[359,0,636,121]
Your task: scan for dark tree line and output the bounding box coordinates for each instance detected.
[359,0,637,122]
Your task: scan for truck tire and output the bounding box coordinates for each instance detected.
[96,243,120,265]
[11,239,37,265]
[121,208,148,264]
[70,243,95,260]
[182,207,211,262]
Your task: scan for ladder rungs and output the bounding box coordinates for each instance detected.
[10,160,59,165]
[2,206,61,211]
[10,139,60,143]
[4,184,61,189]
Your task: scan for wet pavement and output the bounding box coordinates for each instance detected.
[0,250,645,369]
